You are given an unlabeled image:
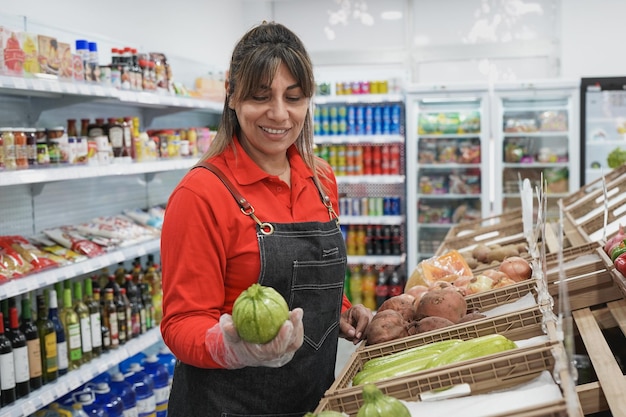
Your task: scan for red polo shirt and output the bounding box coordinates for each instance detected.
[160,137,351,368]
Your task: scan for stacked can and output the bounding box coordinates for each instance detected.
[315,103,402,136]
[339,196,401,216]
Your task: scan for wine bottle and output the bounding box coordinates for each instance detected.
[61,288,82,370]
[115,286,128,345]
[7,306,29,399]
[139,282,154,331]
[36,293,58,384]
[84,278,103,357]
[73,282,92,363]
[103,288,119,349]
[124,274,141,339]
[93,288,111,352]
[0,312,17,406]
[48,289,68,376]
[120,287,132,342]
[19,296,43,390]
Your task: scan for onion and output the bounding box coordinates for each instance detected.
[499,256,532,282]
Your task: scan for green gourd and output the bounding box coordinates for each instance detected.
[232,283,289,344]
[303,412,346,417]
[356,384,411,417]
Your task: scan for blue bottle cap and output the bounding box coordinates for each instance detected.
[88,42,98,52]
[76,39,89,50]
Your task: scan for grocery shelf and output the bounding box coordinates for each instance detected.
[336,175,405,185]
[0,327,162,417]
[314,134,404,144]
[0,159,198,186]
[0,74,223,112]
[339,215,404,225]
[0,238,160,301]
[313,93,404,105]
[347,254,404,266]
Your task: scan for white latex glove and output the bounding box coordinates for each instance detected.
[205,308,304,369]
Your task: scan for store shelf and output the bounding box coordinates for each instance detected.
[418,163,481,170]
[0,327,162,417]
[0,74,222,112]
[339,215,404,225]
[417,193,482,200]
[336,175,405,185]
[313,93,404,105]
[0,159,198,186]
[502,131,568,138]
[347,254,404,266]
[314,134,403,144]
[0,239,160,301]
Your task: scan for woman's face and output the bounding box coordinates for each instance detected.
[233,62,310,163]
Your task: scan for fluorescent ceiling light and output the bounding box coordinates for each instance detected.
[381,10,402,20]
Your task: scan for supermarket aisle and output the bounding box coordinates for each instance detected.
[335,338,359,377]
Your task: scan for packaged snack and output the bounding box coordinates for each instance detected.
[1,26,25,75]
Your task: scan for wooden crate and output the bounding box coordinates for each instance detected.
[330,305,548,393]
[435,217,526,256]
[319,341,581,417]
[572,299,626,417]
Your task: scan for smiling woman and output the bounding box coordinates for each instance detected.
[159,21,373,417]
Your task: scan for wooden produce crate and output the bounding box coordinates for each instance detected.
[596,243,626,299]
[330,305,548,393]
[542,242,623,311]
[319,341,580,416]
[465,277,540,313]
[572,299,626,417]
[560,164,626,245]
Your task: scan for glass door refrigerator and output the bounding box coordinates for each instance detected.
[492,80,580,221]
[405,83,491,274]
[580,76,626,186]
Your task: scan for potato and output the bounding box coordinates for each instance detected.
[416,289,467,323]
[472,244,491,263]
[365,309,409,346]
[416,316,455,333]
[377,293,417,322]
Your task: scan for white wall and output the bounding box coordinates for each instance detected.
[2,0,625,86]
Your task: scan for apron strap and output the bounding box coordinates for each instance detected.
[194,161,275,234]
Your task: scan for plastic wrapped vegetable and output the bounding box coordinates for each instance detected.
[356,384,410,417]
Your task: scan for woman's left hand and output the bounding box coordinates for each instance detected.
[339,304,373,345]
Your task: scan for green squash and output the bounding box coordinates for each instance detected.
[232,283,289,344]
[357,384,411,417]
[303,412,346,417]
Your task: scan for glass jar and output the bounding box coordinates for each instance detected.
[1,127,17,170]
[13,129,28,169]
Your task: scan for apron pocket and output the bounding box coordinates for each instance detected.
[290,257,346,350]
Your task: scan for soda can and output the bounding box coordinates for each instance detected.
[383,197,392,216]
[360,197,369,216]
[339,197,350,216]
[391,197,401,215]
[375,197,384,216]
[351,197,361,216]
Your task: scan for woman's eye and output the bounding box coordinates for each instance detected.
[251,95,268,101]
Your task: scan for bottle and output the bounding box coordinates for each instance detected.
[88,118,106,138]
[157,346,176,389]
[116,287,128,345]
[88,42,100,82]
[2,128,17,170]
[61,287,82,370]
[74,390,107,417]
[126,363,156,417]
[124,275,141,339]
[20,296,43,390]
[109,371,139,417]
[388,268,404,298]
[348,265,363,305]
[146,260,162,325]
[72,402,90,417]
[48,289,68,376]
[0,312,16,406]
[7,306,29,399]
[73,282,93,364]
[108,118,124,158]
[90,381,124,417]
[103,288,119,349]
[375,267,390,309]
[75,39,90,81]
[110,48,122,89]
[120,288,132,342]
[361,265,377,311]
[93,288,111,352]
[143,354,169,417]
[84,278,103,357]
[343,267,351,302]
[139,282,154,331]
[36,293,58,383]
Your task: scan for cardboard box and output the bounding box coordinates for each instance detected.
[58,41,72,79]
[1,26,25,75]
[37,34,59,76]
[20,32,39,75]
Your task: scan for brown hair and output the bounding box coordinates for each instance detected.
[201,21,332,185]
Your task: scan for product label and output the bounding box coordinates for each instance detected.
[43,332,58,372]
[90,313,103,349]
[67,323,82,361]
[13,345,29,383]
[0,352,16,389]
[80,316,92,353]
[26,338,42,378]
[136,394,156,416]
[123,406,139,417]
[57,340,68,371]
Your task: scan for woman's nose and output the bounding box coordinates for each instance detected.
[267,98,288,120]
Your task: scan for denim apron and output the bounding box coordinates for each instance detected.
[167,162,346,417]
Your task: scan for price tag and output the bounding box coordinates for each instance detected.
[78,84,90,95]
[49,81,62,92]
[13,77,28,89]
[22,401,37,415]
[41,390,54,405]
[63,83,78,94]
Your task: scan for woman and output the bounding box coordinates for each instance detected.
[160,21,372,416]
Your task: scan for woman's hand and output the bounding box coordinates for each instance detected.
[339,304,373,345]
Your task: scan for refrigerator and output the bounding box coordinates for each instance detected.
[405,83,491,274]
[580,76,626,186]
[491,80,580,221]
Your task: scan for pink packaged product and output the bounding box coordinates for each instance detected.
[1,26,25,75]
